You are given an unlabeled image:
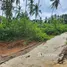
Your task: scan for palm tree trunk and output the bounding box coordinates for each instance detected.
[25,0,27,14]
[38,0,40,6]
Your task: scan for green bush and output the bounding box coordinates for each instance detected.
[42,23,67,35]
[0,18,49,41]
[0,16,67,42]
[29,27,49,41]
[57,24,67,33]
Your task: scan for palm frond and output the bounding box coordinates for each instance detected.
[51,0,60,9]
[16,0,20,5]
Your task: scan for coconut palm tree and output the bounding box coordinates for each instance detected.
[28,0,34,15]
[1,0,20,21]
[50,0,60,9]
[16,0,20,5]
[33,1,42,21]
[1,0,13,20]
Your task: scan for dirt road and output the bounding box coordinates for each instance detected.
[0,32,67,67]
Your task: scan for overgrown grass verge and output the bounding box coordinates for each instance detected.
[0,17,67,42]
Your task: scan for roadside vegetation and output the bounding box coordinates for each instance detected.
[0,15,67,42]
[0,0,67,42]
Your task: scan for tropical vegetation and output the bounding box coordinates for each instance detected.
[0,0,67,42]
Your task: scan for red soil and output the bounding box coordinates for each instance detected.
[0,40,37,56]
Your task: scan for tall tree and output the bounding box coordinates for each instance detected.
[1,0,20,21]
[16,0,20,5]
[50,0,60,9]
[1,0,14,21]
[33,1,42,21]
[15,0,21,18]
[28,0,34,15]
[22,0,28,18]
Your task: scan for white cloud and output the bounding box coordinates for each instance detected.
[27,0,67,19]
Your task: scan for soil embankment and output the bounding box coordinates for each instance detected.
[0,32,67,67]
[0,40,41,64]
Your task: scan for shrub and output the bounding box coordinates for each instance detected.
[0,17,67,42]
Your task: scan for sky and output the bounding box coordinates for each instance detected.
[30,0,67,19]
[33,0,67,19]
[0,0,67,20]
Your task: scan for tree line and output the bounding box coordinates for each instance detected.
[0,0,60,21]
[0,0,67,42]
